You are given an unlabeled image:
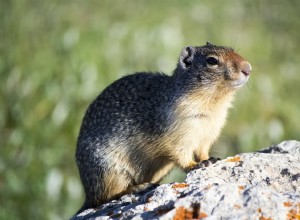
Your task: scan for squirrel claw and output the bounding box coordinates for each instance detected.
[192,157,221,170]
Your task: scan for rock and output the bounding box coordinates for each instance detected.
[72,140,300,219]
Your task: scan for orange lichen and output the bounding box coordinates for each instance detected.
[173,203,206,219]
[284,201,293,207]
[172,183,189,188]
[257,208,272,220]
[202,184,213,191]
[234,204,241,209]
[173,206,193,220]
[238,185,244,190]
[199,212,208,219]
[287,208,300,220]
[226,156,241,162]
[259,216,272,220]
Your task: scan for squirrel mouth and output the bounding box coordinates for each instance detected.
[231,75,249,88]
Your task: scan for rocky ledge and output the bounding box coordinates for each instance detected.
[73,140,300,219]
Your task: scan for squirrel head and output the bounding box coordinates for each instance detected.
[174,42,252,92]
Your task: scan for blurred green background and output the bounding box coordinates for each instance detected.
[1,0,300,219]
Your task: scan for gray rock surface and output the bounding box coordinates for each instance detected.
[73,140,300,219]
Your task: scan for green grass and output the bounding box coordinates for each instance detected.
[1,0,300,219]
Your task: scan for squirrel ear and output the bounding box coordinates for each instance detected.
[179,46,195,69]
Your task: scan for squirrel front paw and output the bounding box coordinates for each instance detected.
[191,157,221,170]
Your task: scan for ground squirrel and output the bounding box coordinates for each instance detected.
[75,42,252,212]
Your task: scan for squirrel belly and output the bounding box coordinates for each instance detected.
[75,42,252,212]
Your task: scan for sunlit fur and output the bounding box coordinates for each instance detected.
[75,43,251,212]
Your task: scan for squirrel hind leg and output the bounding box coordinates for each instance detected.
[125,183,159,195]
[103,183,159,205]
[77,167,133,211]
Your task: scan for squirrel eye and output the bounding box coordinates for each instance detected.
[206,56,219,65]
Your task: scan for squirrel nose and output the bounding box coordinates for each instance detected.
[241,61,252,76]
